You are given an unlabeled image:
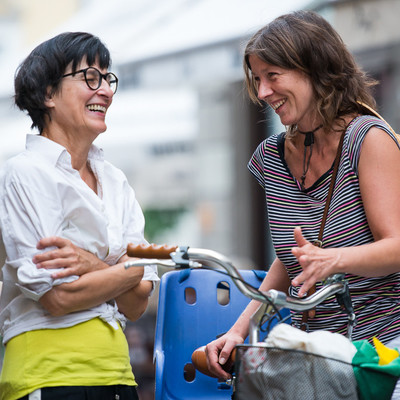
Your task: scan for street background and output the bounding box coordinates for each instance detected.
[1,0,400,398]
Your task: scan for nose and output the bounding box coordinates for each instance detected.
[257,79,273,100]
[98,78,114,98]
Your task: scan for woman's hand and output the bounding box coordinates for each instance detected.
[33,236,107,279]
[291,227,341,297]
[205,332,244,380]
[203,258,290,380]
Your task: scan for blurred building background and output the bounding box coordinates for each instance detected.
[0,0,399,398]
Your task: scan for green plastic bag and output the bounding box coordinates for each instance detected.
[352,340,400,400]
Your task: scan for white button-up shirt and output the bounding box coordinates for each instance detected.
[0,134,158,343]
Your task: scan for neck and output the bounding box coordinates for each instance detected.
[297,124,323,147]
[297,124,322,191]
[41,128,92,171]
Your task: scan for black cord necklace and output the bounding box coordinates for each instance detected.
[298,124,323,190]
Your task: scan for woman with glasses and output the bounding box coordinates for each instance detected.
[0,32,158,400]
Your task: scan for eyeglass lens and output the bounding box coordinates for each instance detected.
[84,67,118,93]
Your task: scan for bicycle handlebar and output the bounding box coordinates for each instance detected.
[126,243,356,379]
[126,243,351,314]
[127,243,177,259]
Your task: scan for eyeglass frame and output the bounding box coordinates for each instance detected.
[62,66,118,93]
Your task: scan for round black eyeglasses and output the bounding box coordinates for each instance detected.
[62,67,118,94]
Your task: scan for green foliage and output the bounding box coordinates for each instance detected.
[143,207,186,242]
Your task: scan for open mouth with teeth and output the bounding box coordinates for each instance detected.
[270,99,286,111]
[87,104,106,113]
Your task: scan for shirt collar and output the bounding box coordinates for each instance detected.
[26,134,104,167]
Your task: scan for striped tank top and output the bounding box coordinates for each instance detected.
[248,115,400,343]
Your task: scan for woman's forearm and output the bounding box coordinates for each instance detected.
[115,280,153,321]
[39,262,144,316]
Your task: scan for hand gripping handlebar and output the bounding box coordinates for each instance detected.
[125,244,356,338]
[126,243,357,378]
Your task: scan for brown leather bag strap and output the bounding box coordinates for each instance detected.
[301,130,345,330]
[314,130,346,246]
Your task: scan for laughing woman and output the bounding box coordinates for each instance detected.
[204,11,400,398]
[0,32,158,400]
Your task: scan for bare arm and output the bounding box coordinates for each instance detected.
[38,257,144,314]
[113,253,153,321]
[292,127,400,296]
[36,237,153,321]
[205,257,290,379]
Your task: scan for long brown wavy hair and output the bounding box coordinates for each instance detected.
[243,10,377,135]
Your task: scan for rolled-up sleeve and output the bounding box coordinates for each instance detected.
[0,172,78,300]
[6,257,76,301]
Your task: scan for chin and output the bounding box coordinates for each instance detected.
[95,123,107,134]
[279,116,296,127]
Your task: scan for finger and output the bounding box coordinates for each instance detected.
[205,342,227,369]
[298,281,315,298]
[292,270,317,298]
[293,226,309,247]
[32,247,78,267]
[36,236,70,250]
[291,271,304,290]
[291,278,308,298]
[208,363,231,380]
[33,248,67,264]
[205,344,231,380]
[205,342,220,364]
[291,259,309,284]
[291,246,303,259]
[51,267,78,280]
[218,342,236,365]
[36,257,74,270]
[207,359,231,379]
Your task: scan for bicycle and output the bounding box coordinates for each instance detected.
[125,244,399,400]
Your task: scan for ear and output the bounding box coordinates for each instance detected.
[44,86,55,108]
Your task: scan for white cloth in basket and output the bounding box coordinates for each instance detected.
[265,323,357,362]
[235,324,358,400]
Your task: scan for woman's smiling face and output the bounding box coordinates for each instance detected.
[45,58,114,140]
[248,54,317,130]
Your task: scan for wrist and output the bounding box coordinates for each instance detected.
[229,319,249,340]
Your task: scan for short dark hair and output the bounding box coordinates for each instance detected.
[244,10,377,133]
[14,32,112,133]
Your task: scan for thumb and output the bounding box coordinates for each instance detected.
[293,226,309,247]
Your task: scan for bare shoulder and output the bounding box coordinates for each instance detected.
[362,125,400,156]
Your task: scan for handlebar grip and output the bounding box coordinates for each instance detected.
[191,345,236,378]
[126,243,178,259]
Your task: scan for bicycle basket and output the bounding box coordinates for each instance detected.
[233,345,361,400]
